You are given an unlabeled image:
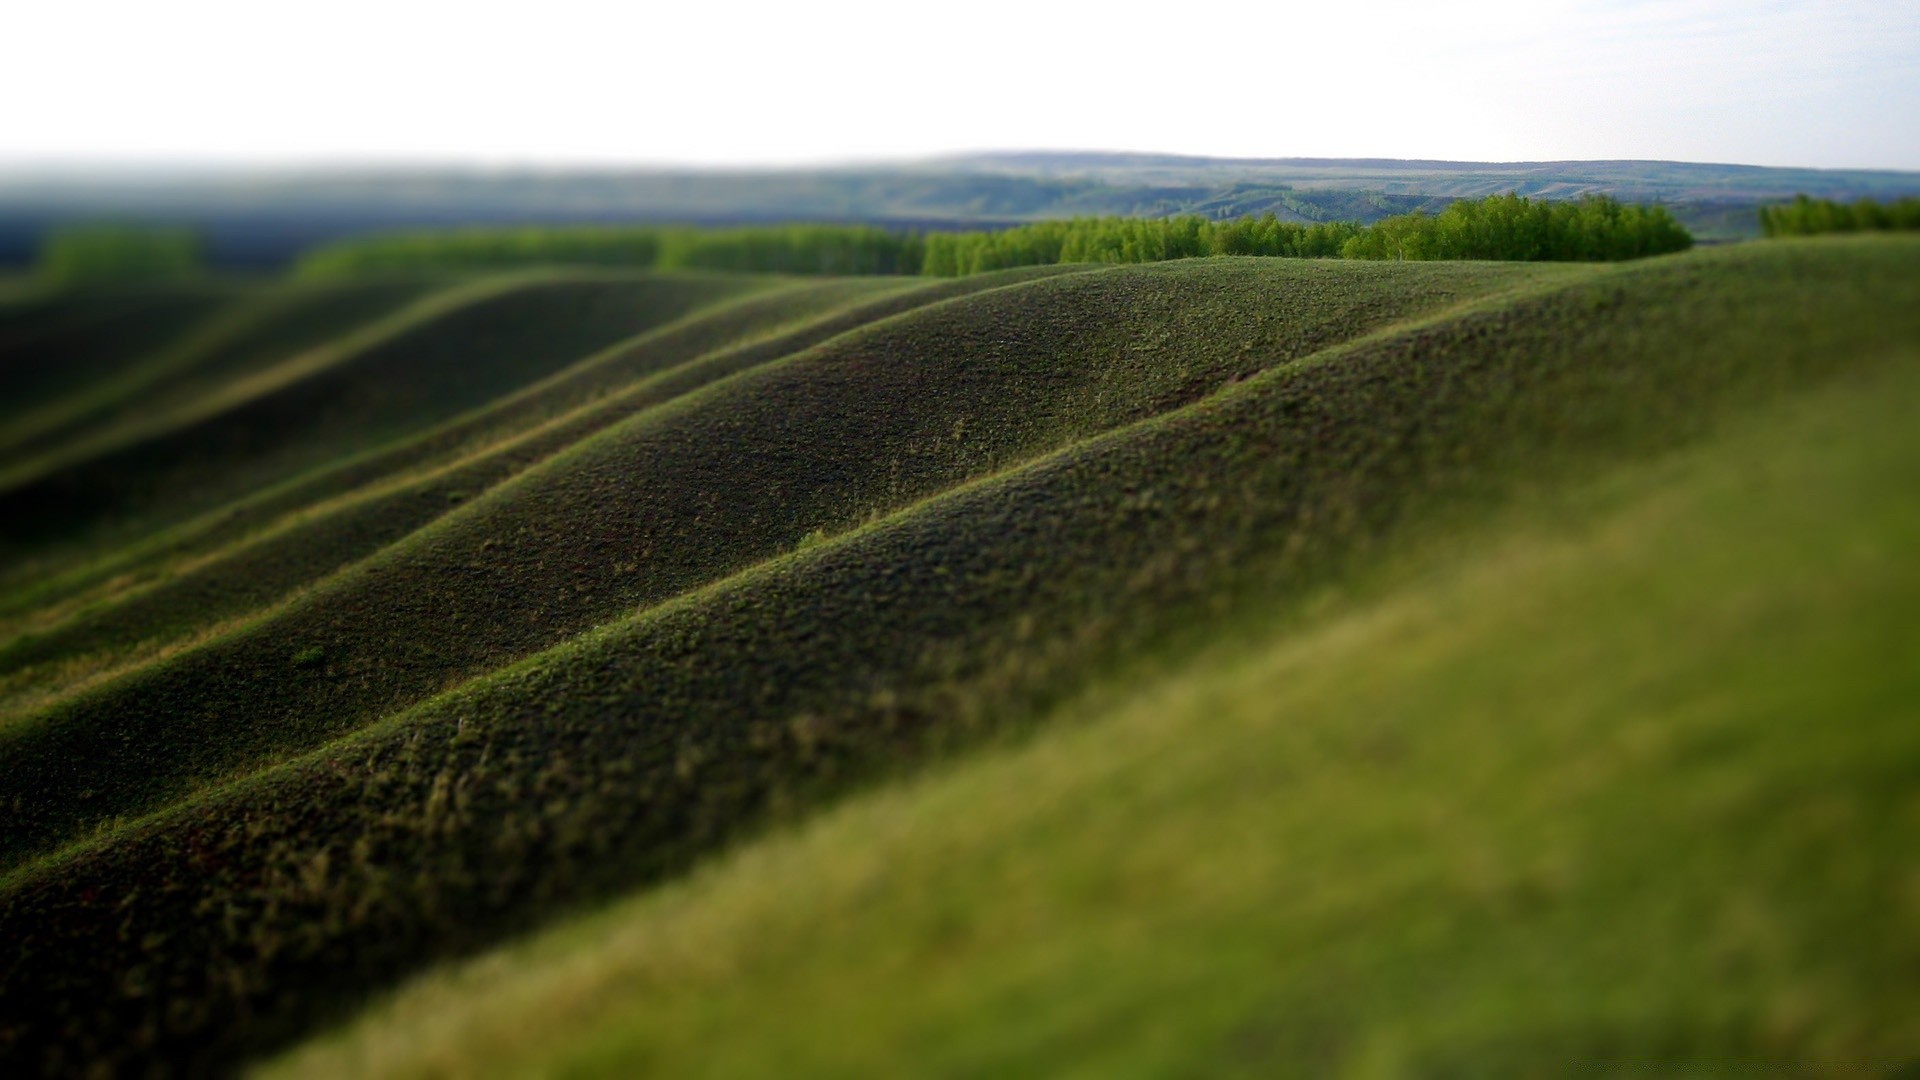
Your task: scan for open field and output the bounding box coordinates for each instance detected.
[0,236,1916,1075]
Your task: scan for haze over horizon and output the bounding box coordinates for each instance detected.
[6,149,1920,182]
[8,0,1918,173]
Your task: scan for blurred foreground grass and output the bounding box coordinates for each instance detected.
[270,335,1920,1077]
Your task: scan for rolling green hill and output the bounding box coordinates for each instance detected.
[0,281,435,470]
[0,284,248,445]
[0,272,775,570]
[0,237,1914,1076]
[272,348,1920,1078]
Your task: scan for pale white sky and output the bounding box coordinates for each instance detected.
[5,0,1918,170]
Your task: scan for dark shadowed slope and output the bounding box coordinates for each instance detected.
[0,272,768,576]
[0,271,1074,722]
[0,279,899,617]
[0,257,1562,871]
[1,239,1914,1074]
[280,343,1920,1079]
[0,286,246,444]
[0,280,434,472]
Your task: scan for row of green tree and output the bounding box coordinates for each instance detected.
[33,225,203,285]
[1759,195,1920,237]
[918,217,1366,275]
[1339,193,1692,262]
[924,195,1689,273]
[292,194,1689,281]
[57,191,1920,286]
[294,224,923,278]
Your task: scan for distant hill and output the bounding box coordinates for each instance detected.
[1,154,1916,268]
[936,150,1920,200]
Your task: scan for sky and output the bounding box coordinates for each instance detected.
[5,0,1918,171]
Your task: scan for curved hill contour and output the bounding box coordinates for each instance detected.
[0,237,1915,1076]
[0,272,770,572]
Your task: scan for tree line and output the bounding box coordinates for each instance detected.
[1338,193,1692,261]
[1759,195,1920,237]
[34,225,203,285]
[289,194,1695,281]
[924,195,1687,273]
[919,217,1365,275]
[292,225,927,279]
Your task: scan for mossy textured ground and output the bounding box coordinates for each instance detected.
[0,239,1915,1076]
[274,340,1920,1080]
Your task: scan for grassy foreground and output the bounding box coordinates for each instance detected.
[0,238,1915,1075]
[272,337,1920,1078]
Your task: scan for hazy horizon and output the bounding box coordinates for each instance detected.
[3,149,1919,183]
[7,0,1918,173]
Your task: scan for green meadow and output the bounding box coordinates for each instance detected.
[0,233,1914,1075]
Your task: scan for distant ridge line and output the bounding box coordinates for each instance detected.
[932,150,1920,177]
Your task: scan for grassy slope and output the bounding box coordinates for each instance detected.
[0,272,1064,722]
[0,276,819,619]
[0,271,1078,633]
[0,268,1066,742]
[0,280,435,472]
[273,350,1920,1079]
[0,272,766,571]
[0,257,1555,872]
[0,285,247,443]
[0,240,1911,1075]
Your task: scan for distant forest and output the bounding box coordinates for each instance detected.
[32,225,202,284]
[1759,194,1920,236]
[283,195,1690,280]
[924,195,1690,274]
[294,224,924,279]
[42,193,1920,285]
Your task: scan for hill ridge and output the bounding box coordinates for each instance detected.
[0,269,1085,722]
[0,237,1914,1075]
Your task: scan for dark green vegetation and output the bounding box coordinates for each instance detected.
[1340,193,1691,261]
[0,285,243,451]
[276,319,1920,1079]
[1761,194,1920,237]
[298,196,1689,280]
[0,238,1916,1076]
[925,196,1688,275]
[0,280,433,477]
[32,225,203,285]
[920,216,1364,275]
[0,270,1057,723]
[0,272,773,570]
[295,224,925,280]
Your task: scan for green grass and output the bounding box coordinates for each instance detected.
[0,271,770,575]
[0,271,1089,621]
[0,274,826,615]
[0,237,1913,1075]
[0,271,1060,724]
[0,284,247,443]
[0,280,435,471]
[0,256,1563,874]
[269,338,1920,1079]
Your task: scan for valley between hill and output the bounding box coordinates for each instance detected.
[0,237,1914,1075]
